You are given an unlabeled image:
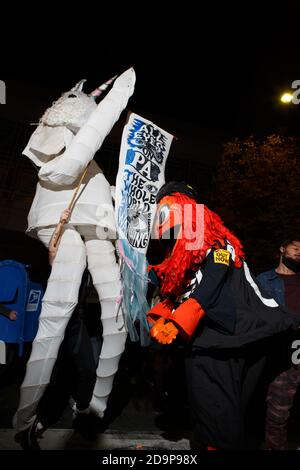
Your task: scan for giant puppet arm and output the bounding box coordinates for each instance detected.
[147,248,234,344]
[38,68,136,186]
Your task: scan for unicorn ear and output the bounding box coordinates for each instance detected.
[71,79,87,92]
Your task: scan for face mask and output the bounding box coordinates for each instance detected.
[282,255,300,273]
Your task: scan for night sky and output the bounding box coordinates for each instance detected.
[0,5,300,271]
[1,6,300,140]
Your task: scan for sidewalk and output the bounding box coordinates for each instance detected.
[0,428,190,450]
[0,357,192,450]
[1,350,300,451]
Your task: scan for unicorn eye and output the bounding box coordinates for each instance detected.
[68,94,77,98]
[158,204,170,225]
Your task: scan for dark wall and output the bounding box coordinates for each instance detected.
[0,229,50,288]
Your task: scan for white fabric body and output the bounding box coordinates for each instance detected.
[14,68,135,431]
[24,68,136,236]
[14,227,127,431]
[28,160,117,239]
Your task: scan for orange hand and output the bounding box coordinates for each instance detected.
[150,319,178,344]
[149,317,165,337]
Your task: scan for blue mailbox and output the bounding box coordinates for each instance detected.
[0,260,44,358]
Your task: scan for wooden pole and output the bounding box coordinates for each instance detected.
[52,165,89,249]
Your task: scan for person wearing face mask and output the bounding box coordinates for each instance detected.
[257,238,300,450]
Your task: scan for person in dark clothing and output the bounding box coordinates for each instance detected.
[257,238,300,450]
[15,268,102,450]
[0,304,17,321]
[146,182,300,450]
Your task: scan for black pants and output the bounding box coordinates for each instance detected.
[37,318,96,429]
[185,347,265,449]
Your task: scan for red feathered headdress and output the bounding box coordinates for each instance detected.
[149,190,244,296]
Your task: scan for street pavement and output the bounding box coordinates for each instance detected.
[0,346,192,451]
[1,346,300,451]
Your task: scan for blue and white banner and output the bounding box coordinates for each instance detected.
[115,113,173,344]
[115,113,173,253]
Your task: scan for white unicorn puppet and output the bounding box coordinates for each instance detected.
[13,68,136,434]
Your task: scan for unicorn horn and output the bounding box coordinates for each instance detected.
[89,75,118,98]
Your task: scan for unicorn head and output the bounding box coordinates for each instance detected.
[23,75,117,167]
[40,79,97,132]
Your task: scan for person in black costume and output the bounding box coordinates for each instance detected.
[146,181,300,450]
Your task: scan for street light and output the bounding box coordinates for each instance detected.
[280,92,293,104]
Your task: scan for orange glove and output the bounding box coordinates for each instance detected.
[150,318,179,344]
[147,299,174,326]
[172,297,205,340]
